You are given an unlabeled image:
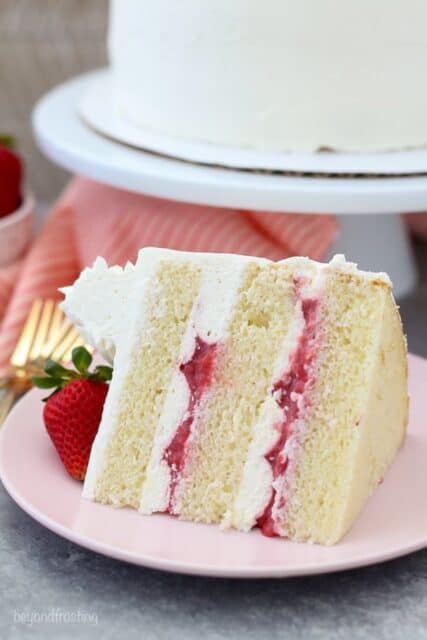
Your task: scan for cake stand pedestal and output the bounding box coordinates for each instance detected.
[328,214,415,297]
[33,72,425,299]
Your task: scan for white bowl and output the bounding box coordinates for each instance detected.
[0,192,34,267]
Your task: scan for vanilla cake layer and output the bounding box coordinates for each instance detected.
[62,249,408,545]
[84,260,202,506]
[280,270,408,544]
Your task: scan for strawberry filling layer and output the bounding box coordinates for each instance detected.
[257,291,321,537]
[163,336,218,513]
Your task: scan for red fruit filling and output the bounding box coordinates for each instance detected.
[163,336,218,513]
[257,288,321,537]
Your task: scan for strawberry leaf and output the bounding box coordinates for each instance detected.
[44,359,78,379]
[72,346,92,375]
[32,343,112,394]
[0,134,15,149]
[89,365,113,383]
[32,376,63,389]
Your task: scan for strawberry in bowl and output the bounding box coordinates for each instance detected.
[0,134,22,217]
[0,135,34,267]
[33,347,113,481]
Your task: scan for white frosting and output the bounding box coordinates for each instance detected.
[140,261,247,515]
[109,0,427,152]
[60,257,139,363]
[328,254,391,286]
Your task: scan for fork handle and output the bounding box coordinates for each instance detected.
[0,387,19,425]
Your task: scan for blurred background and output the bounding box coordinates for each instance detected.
[1,0,426,357]
[0,0,107,202]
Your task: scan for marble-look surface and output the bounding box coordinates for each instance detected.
[1,243,427,640]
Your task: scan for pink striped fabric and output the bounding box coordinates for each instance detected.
[0,176,337,373]
[0,205,79,373]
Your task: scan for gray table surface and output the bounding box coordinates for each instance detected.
[2,244,427,640]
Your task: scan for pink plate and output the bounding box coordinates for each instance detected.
[1,353,426,578]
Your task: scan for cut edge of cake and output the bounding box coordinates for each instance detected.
[61,248,408,545]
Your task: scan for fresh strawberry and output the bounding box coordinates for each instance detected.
[33,347,112,481]
[0,135,23,218]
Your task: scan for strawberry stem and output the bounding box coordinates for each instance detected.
[32,376,64,389]
[32,346,113,399]
[0,134,15,149]
[72,346,92,374]
[45,359,78,380]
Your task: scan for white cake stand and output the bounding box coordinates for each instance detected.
[33,71,427,298]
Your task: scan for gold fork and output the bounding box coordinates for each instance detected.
[0,299,88,424]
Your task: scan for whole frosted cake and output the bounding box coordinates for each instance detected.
[109,0,427,153]
[62,249,408,545]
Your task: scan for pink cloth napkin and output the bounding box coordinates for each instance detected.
[0,176,337,372]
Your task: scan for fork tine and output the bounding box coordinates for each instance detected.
[11,299,43,367]
[29,299,55,361]
[50,326,83,362]
[42,316,75,360]
[3,300,94,424]
[46,303,65,343]
[40,305,63,360]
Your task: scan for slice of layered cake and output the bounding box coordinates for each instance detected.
[62,248,408,545]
